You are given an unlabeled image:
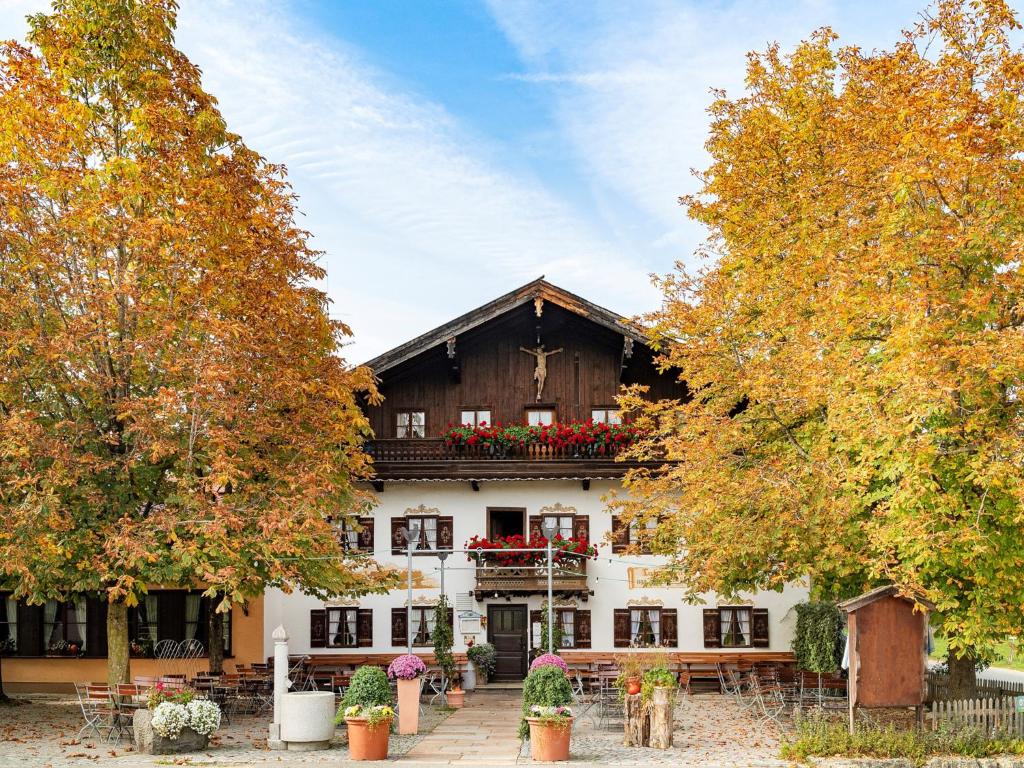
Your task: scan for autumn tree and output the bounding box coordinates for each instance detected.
[616,0,1024,696]
[0,0,397,686]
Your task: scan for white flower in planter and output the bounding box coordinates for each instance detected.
[151,702,189,739]
[186,699,221,736]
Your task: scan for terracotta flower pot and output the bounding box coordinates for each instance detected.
[626,677,641,696]
[345,717,392,761]
[447,689,465,709]
[396,677,421,735]
[527,717,573,762]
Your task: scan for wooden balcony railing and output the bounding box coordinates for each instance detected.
[367,438,632,462]
[473,559,589,595]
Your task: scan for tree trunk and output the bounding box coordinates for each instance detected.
[649,687,673,749]
[107,602,131,687]
[623,693,649,746]
[0,653,9,704]
[208,600,224,675]
[947,648,977,699]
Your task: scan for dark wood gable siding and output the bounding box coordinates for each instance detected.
[368,303,684,436]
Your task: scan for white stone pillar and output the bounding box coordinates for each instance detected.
[268,624,289,750]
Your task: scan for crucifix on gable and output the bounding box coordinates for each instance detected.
[520,344,562,402]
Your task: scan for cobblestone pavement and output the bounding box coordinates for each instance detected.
[0,691,785,767]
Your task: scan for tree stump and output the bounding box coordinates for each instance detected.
[649,687,673,749]
[623,693,650,746]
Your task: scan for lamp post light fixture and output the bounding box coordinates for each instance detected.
[437,551,450,705]
[540,519,559,655]
[399,526,414,655]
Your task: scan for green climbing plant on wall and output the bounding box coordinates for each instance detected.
[793,602,845,673]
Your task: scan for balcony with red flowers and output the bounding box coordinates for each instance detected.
[466,534,595,597]
[366,421,660,482]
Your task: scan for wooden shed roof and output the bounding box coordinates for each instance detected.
[839,585,936,613]
[363,277,648,375]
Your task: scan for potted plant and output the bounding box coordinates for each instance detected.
[432,596,458,704]
[447,671,465,709]
[519,664,575,761]
[614,655,647,697]
[467,642,496,684]
[387,653,426,735]
[337,666,394,761]
[134,686,221,754]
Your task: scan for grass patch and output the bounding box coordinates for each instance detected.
[780,716,1024,767]
[930,635,1024,673]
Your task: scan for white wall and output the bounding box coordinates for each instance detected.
[263,479,808,658]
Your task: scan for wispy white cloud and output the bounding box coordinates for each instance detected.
[486,0,926,265]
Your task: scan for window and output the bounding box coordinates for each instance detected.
[719,606,752,648]
[396,410,426,438]
[531,608,577,650]
[130,591,231,656]
[392,514,453,555]
[613,515,659,554]
[540,513,574,540]
[630,608,661,647]
[130,594,159,648]
[44,599,87,654]
[460,408,491,427]
[327,608,358,648]
[526,408,555,426]
[1,594,16,654]
[410,607,436,646]
[591,408,622,425]
[628,518,659,548]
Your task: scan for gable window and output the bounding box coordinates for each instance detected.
[328,608,358,648]
[525,408,555,426]
[1,594,16,655]
[391,514,454,555]
[460,408,491,427]
[396,410,426,438]
[591,407,622,425]
[720,606,752,648]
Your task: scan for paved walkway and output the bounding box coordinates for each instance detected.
[399,694,522,765]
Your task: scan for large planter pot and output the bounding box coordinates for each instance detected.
[527,717,573,762]
[345,717,392,761]
[133,710,210,755]
[448,689,465,709]
[396,677,421,735]
[280,691,335,750]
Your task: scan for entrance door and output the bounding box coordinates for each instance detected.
[487,604,528,681]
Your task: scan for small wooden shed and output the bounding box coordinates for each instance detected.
[840,585,934,729]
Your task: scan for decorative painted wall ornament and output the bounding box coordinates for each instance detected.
[405,503,441,516]
[626,596,664,607]
[405,596,440,607]
[534,296,544,317]
[325,597,359,607]
[519,344,563,402]
[553,599,578,609]
[538,502,577,517]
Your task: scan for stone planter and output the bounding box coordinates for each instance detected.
[346,717,392,761]
[527,717,573,762]
[133,709,210,755]
[397,677,421,735]
[280,691,335,750]
[448,689,465,708]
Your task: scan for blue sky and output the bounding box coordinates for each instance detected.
[1,0,946,360]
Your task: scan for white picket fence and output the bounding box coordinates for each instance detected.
[927,696,1024,737]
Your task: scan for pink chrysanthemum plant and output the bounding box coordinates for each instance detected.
[529,653,569,675]
[387,653,427,680]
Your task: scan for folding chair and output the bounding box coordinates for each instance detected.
[76,683,118,742]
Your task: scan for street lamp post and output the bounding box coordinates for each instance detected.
[540,520,558,655]
[399,526,414,654]
[437,552,449,705]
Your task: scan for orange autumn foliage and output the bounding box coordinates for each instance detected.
[615,0,1024,665]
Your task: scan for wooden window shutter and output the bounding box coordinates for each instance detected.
[358,518,375,552]
[613,608,631,648]
[310,609,327,649]
[702,608,721,648]
[391,518,407,555]
[437,517,454,551]
[391,608,407,647]
[611,516,627,553]
[86,596,108,658]
[17,602,42,657]
[575,609,591,649]
[528,517,543,540]
[751,608,770,648]
[357,609,373,647]
[572,515,590,543]
[661,609,678,648]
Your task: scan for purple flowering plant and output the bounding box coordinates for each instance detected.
[529,653,569,674]
[387,653,427,680]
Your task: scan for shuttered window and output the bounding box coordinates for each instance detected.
[703,607,769,648]
[391,606,453,647]
[613,607,677,648]
[611,516,657,554]
[530,607,589,650]
[391,516,454,555]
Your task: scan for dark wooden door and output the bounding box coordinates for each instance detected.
[487,604,527,681]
